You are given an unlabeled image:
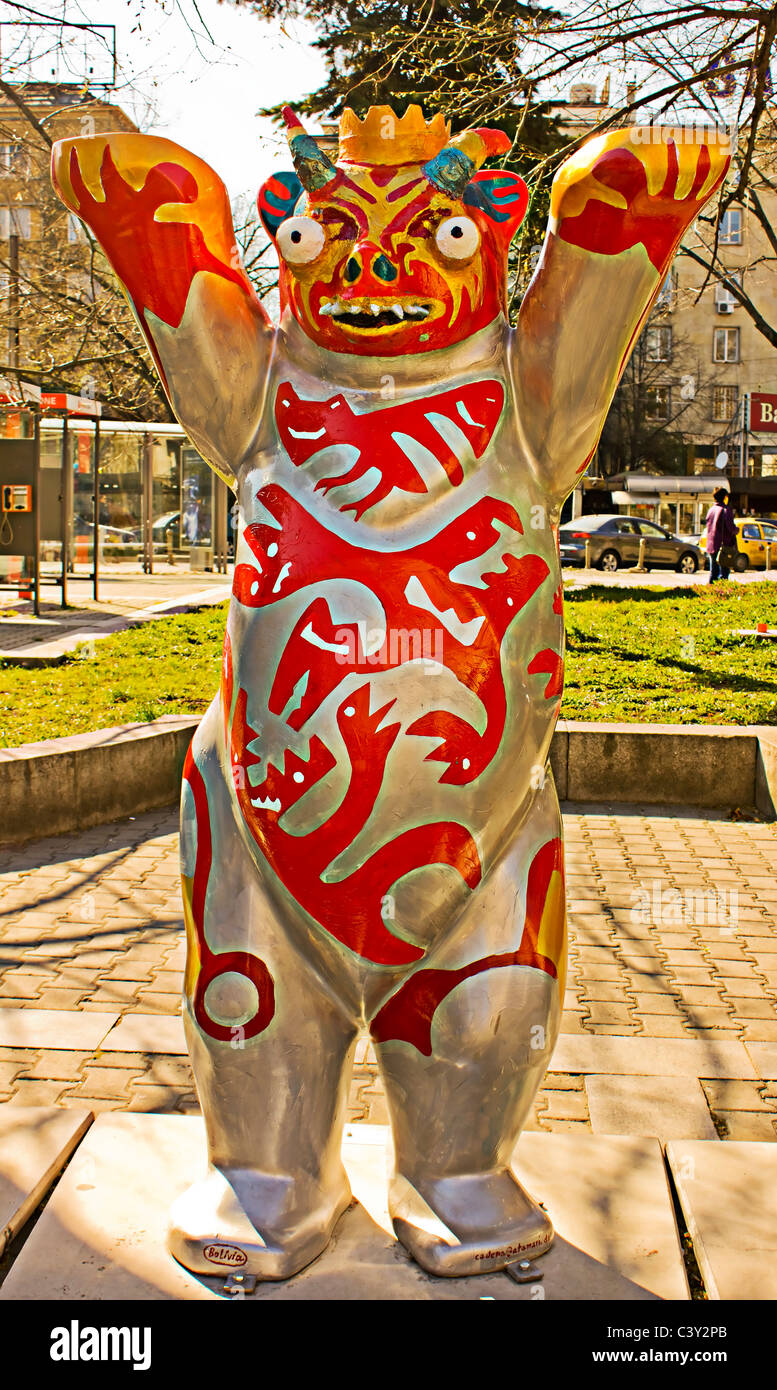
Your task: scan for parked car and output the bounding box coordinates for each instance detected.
[559,515,703,573]
[72,515,137,546]
[696,517,777,572]
[151,511,181,545]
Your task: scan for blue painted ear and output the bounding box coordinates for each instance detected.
[464,171,529,235]
[257,170,304,239]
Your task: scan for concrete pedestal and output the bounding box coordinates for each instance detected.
[0,1106,92,1257]
[0,1112,688,1300]
[667,1140,777,1301]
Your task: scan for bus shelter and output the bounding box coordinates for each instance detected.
[0,388,230,614]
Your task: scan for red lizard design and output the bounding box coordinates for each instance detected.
[182,745,276,1043]
[224,639,481,966]
[527,649,564,700]
[65,145,249,329]
[274,379,505,517]
[557,139,728,276]
[233,485,550,784]
[370,837,563,1054]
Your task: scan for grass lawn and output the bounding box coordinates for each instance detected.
[1,582,775,747]
[562,582,777,724]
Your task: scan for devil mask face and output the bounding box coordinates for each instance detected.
[257,106,529,357]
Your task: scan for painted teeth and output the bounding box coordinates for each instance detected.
[327,300,431,321]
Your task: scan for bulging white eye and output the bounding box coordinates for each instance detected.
[435,215,480,260]
[277,216,325,265]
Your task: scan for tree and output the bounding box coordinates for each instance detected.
[598,313,713,477]
[244,0,567,299]
[0,77,177,419]
[485,0,777,350]
[240,0,777,345]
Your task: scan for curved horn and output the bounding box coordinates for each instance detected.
[282,105,337,193]
[423,126,512,196]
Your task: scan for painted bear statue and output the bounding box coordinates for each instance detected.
[51,106,729,1280]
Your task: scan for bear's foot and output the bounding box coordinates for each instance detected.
[390,1167,553,1278]
[167,1165,352,1281]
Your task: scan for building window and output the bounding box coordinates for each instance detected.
[0,206,32,238]
[713,327,740,362]
[67,212,87,244]
[719,207,742,244]
[66,269,96,302]
[714,272,741,312]
[645,385,671,419]
[0,143,27,177]
[645,325,672,361]
[712,384,738,421]
[655,273,675,311]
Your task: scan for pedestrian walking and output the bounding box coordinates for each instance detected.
[705,487,739,582]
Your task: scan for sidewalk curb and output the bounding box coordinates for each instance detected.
[0,718,775,846]
[0,716,198,845]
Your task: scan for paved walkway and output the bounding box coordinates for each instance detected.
[0,805,775,1140]
[0,567,232,662]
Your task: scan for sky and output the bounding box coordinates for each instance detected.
[0,0,329,201]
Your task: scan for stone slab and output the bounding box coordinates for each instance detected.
[745,1042,777,1080]
[0,717,199,847]
[667,1141,777,1300]
[0,1115,685,1301]
[550,1034,757,1079]
[0,1007,119,1050]
[563,722,757,809]
[0,1105,93,1255]
[586,1076,718,1140]
[98,1013,186,1054]
[2,719,774,848]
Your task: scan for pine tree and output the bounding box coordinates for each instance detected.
[251,0,566,301]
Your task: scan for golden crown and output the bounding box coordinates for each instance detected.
[338,105,451,166]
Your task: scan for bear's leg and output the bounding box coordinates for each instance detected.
[168,710,358,1280]
[371,777,565,1278]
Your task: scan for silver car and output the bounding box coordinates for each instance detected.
[559,514,704,573]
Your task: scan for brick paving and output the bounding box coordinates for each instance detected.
[0,804,775,1140]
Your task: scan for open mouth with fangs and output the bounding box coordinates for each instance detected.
[318,296,437,331]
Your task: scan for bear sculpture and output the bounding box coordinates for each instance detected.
[52,104,728,1279]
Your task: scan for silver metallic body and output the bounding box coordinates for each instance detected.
[167,303,589,1278]
[49,118,729,1283]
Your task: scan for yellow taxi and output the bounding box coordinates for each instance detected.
[733,518,777,571]
[698,516,777,571]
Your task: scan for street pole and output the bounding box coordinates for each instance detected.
[32,409,40,618]
[60,415,68,607]
[93,416,100,601]
[8,233,19,372]
[739,393,750,479]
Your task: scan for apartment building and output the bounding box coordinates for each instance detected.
[0,82,137,377]
[553,85,777,522]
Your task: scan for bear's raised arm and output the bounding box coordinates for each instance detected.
[51,133,274,483]
[512,129,731,502]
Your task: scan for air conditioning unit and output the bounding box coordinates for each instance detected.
[717,301,734,314]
